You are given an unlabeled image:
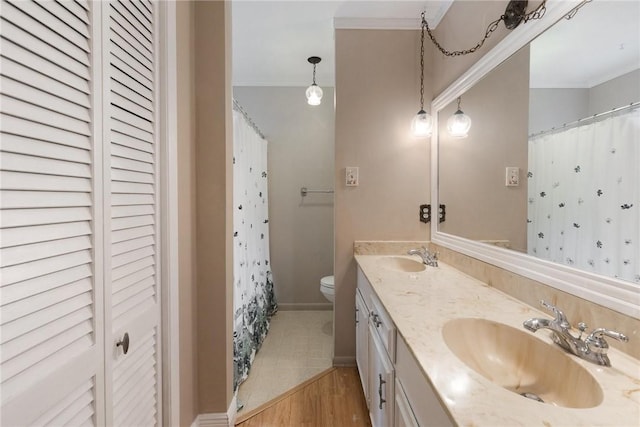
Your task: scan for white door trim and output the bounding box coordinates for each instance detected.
[158,1,180,426]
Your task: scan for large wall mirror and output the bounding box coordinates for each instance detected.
[431,0,639,318]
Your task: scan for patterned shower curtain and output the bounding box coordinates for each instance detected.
[527,107,639,283]
[232,107,278,390]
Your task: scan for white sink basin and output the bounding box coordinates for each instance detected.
[442,318,603,408]
[378,256,426,273]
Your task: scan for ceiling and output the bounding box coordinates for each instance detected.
[231,1,453,87]
[232,1,640,90]
[530,0,640,88]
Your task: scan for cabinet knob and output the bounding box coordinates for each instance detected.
[372,313,382,328]
[116,332,130,355]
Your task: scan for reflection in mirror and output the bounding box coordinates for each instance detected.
[437,0,639,285]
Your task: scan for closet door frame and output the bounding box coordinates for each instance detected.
[156,2,179,426]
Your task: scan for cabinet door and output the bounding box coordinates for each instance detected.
[0,1,104,425]
[355,289,369,406]
[394,379,419,427]
[103,1,162,425]
[368,324,394,427]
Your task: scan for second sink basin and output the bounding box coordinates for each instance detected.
[442,318,603,408]
[378,256,426,272]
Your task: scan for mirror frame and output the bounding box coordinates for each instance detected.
[431,0,639,319]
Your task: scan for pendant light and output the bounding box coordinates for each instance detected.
[306,56,323,106]
[411,12,432,138]
[447,97,472,138]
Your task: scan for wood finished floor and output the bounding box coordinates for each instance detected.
[235,367,371,427]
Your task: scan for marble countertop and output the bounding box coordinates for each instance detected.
[355,254,640,426]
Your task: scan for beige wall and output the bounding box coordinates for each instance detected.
[233,87,335,309]
[334,29,431,362]
[176,2,198,425]
[438,46,529,252]
[193,0,234,416]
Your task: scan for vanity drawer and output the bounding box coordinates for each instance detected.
[370,292,396,363]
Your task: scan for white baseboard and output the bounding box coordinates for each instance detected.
[277,302,333,311]
[332,356,356,367]
[192,394,237,427]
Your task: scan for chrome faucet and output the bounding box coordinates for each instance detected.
[407,247,438,267]
[523,300,629,367]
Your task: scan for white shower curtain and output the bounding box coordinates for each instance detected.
[232,108,277,390]
[527,108,640,283]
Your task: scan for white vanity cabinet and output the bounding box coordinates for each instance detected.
[356,265,453,427]
[369,323,395,427]
[355,289,369,405]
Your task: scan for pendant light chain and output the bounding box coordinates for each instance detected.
[312,63,317,85]
[419,12,426,110]
[422,0,548,57]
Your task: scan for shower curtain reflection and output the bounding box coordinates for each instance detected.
[527,106,640,283]
[233,106,278,391]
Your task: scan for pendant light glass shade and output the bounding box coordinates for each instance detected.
[306,83,323,106]
[447,109,472,138]
[411,109,432,138]
[306,56,322,106]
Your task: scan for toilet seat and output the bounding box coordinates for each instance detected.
[320,275,334,288]
[320,275,334,303]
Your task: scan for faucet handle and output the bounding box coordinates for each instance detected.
[585,328,628,355]
[539,300,571,329]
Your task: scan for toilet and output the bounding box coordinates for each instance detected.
[320,275,334,303]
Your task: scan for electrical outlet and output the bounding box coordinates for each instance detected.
[506,167,520,186]
[346,167,359,186]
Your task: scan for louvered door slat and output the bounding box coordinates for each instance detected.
[111,77,154,113]
[0,235,92,267]
[0,1,99,423]
[110,2,153,54]
[33,0,90,38]
[7,1,90,51]
[110,50,153,90]
[0,190,92,209]
[112,92,154,124]
[1,57,91,107]
[1,114,91,149]
[1,76,91,122]
[1,278,92,323]
[1,207,92,228]
[2,2,90,64]
[1,306,93,362]
[0,264,91,305]
[112,193,155,206]
[2,152,91,178]
[111,155,154,174]
[112,266,154,294]
[1,292,92,343]
[117,0,152,35]
[0,19,90,80]
[0,171,91,192]
[0,40,90,94]
[1,133,91,163]
[112,235,155,256]
[32,379,94,426]
[1,250,91,287]
[0,221,91,248]
[56,0,89,24]
[112,204,155,219]
[1,95,91,136]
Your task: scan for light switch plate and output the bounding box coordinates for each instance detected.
[506,167,520,186]
[346,167,359,186]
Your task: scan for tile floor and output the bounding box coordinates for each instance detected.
[237,310,334,414]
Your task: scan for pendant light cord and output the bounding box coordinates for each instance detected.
[419,12,425,110]
[312,63,317,85]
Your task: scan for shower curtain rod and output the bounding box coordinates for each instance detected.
[233,98,265,140]
[529,101,639,138]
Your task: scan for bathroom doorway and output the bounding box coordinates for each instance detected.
[231,2,336,415]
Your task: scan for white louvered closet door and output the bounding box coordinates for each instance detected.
[103,1,162,426]
[0,1,104,426]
